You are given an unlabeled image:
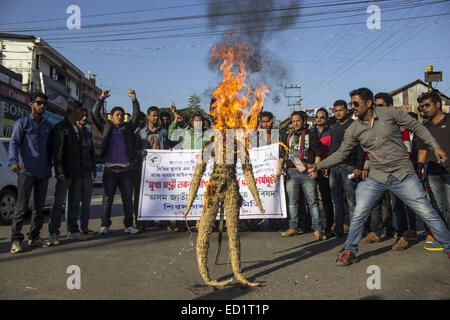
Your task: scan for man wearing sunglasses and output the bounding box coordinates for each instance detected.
[8,92,53,254]
[416,91,450,251]
[361,92,413,251]
[308,87,450,265]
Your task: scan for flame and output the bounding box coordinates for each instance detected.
[209,42,270,132]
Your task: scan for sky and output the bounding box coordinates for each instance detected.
[1,0,449,122]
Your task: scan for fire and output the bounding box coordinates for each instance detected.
[209,42,270,132]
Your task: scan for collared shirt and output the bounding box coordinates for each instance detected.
[317,107,440,184]
[8,114,53,178]
[328,119,365,170]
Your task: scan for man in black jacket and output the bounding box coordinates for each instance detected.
[92,89,143,235]
[48,101,91,245]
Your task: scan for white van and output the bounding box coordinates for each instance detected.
[0,137,56,225]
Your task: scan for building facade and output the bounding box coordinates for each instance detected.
[0,33,84,117]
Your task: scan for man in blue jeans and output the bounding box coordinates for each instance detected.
[308,88,450,264]
[278,111,325,240]
[417,91,450,251]
[326,100,365,237]
[8,92,53,254]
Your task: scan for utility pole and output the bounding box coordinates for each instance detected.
[285,84,302,113]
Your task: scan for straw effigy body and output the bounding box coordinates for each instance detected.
[184,138,265,287]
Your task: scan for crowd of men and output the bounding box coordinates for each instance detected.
[7,87,450,264]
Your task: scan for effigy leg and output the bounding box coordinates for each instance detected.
[225,187,260,287]
[197,200,233,287]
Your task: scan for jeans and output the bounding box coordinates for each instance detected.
[317,172,334,233]
[11,173,49,242]
[329,165,357,236]
[369,191,408,237]
[79,176,93,231]
[345,175,450,254]
[48,177,82,235]
[426,173,450,229]
[285,169,322,231]
[101,168,134,228]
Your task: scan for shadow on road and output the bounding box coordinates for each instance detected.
[193,236,347,300]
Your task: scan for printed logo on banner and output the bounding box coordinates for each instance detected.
[147,154,162,166]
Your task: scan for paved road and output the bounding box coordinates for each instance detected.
[0,188,449,300]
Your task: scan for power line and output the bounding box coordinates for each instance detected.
[0,0,393,26]
[1,0,441,33]
[39,19,449,51]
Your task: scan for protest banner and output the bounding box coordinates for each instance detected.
[138,143,287,220]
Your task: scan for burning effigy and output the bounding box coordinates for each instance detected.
[184,41,269,287]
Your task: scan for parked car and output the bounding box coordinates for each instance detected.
[0,137,56,225]
[93,164,104,186]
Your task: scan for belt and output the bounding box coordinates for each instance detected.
[105,166,131,173]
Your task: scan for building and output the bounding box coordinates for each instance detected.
[0,33,84,117]
[390,79,450,114]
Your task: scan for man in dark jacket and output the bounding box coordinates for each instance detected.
[48,100,91,245]
[277,110,324,240]
[92,89,142,235]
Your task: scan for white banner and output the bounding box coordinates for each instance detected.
[138,144,287,220]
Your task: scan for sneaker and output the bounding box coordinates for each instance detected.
[336,251,358,266]
[281,228,297,237]
[361,232,380,243]
[314,230,326,240]
[99,227,110,235]
[48,233,60,246]
[68,232,91,241]
[82,229,98,235]
[406,229,417,240]
[10,241,24,254]
[28,236,49,248]
[124,226,139,234]
[392,236,408,250]
[425,235,435,244]
[424,241,443,251]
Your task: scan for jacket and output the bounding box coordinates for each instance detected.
[8,114,53,178]
[282,127,322,168]
[92,97,141,162]
[52,118,94,178]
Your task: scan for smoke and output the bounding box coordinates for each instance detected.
[207,0,303,105]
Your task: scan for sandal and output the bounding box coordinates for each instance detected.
[336,251,358,266]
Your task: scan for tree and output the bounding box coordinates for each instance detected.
[188,94,201,113]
